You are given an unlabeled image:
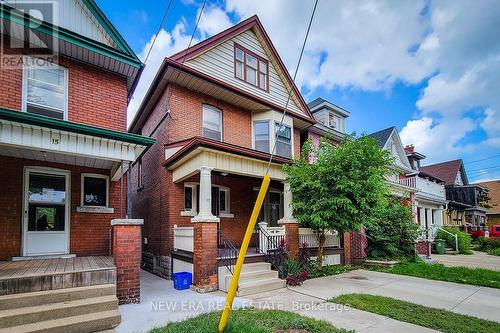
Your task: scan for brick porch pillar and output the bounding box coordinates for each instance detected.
[279,181,299,258]
[343,228,367,265]
[111,219,143,304]
[191,166,219,293]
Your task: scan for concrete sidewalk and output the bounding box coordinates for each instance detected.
[117,270,250,333]
[432,250,500,271]
[289,269,500,323]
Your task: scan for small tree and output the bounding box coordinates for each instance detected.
[365,196,419,260]
[284,135,393,269]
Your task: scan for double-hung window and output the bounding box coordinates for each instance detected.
[328,112,340,129]
[202,104,222,141]
[275,122,292,158]
[254,121,270,153]
[23,60,68,120]
[234,44,268,91]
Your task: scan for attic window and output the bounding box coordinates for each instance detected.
[234,44,268,91]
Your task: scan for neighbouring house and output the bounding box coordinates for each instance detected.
[421,160,489,228]
[303,97,349,147]
[477,180,500,228]
[0,0,153,330]
[403,145,447,240]
[368,127,418,199]
[129,16,346,294]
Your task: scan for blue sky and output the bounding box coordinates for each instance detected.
[97,0,500,183]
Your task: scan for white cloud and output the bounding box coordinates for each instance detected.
[399,117,476,163]
[197,5,233,38]
[127,21,200,125]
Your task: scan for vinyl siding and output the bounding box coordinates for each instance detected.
[184,29,305,115]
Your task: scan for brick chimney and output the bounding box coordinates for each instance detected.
[404,144,415,154]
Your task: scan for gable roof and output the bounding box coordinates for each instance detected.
[478,180,500,214]
[0,0,142,97]
[368,127,396,148]
[169,15,314,121]
[421,160,469,186]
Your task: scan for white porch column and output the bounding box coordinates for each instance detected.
[191,166,219,223]
[278,182,296,224]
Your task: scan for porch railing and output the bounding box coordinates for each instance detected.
[257,222,285,254]
[298,228,340,248]
[399,176,417,188]
[173,225,194,252]
[218,229,238,275]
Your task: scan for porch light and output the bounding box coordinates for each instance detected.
[220,172,228,177]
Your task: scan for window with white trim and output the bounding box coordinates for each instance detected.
[23,60,68,120]
[328,112,340,130]
[81,174,109,208]
[254,120,270,153]
[202,104,222,141]
[275,122,292,158]
[183,184,231,217]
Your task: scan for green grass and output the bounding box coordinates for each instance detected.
[488,247,500,256]
[370,262,500,288]
[331,294,500,333]
[149,309,348,333]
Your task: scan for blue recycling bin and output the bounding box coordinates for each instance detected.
[172,271,192,290]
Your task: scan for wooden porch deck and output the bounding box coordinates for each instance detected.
[0,256,116,295]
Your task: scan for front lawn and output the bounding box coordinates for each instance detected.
[149,309,348,333]
[331,294,500,333]
[371,262,500,289]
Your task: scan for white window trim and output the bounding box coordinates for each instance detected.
[252,120,271,153]
[182,183,198,216]
[77,173,113,213]
[181,183,233,218]
[22,57,69,121]
[202,104,223,141]
[274,121,292,158]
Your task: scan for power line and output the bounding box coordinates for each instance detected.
[467,164,500,174]
[464,154,500,165]
[143,0,174,66]
[179,0,207,65]
[266,0,320,172]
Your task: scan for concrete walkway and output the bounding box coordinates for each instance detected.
[287,269,500,323]
[117,270,250,333]
[432,250,500,271]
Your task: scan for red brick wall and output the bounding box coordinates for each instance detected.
[192,222,218,292]
[112,223,142,304]
[0,156,126,260]
[131,83,289,258]
[0,47,127,131]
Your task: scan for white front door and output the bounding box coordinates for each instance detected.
[23,167,70,256]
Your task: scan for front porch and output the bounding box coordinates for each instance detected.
[0,256,115,295]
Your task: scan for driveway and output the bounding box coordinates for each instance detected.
[432,250,500,271]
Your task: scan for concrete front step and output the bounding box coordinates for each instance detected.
[0,284,116,311]
[240,262,271,273]
[0,295,118,328]
[0,310,121,333]
[237,278,286,296]
[224,269,278,288]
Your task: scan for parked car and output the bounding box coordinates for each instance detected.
[466,225,500,239]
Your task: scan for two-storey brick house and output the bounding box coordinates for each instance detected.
[128,16,350,294]
[0,2,153,323]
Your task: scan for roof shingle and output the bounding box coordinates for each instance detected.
[421,160,464,186]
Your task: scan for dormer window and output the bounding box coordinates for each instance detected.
[328,112,340,130]
[234,44,268,91]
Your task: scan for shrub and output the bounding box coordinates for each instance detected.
[476,237,500,256]
[365,196,419,261]
[436,227,472,254]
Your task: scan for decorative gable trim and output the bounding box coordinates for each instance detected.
[170,15,314,121]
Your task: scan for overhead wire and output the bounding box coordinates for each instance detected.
[266,0,319,173]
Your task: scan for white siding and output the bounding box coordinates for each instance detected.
[5,0,117,48]
[185,29,305,115]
